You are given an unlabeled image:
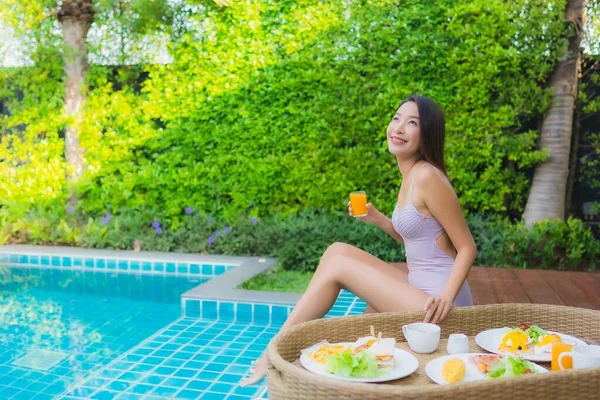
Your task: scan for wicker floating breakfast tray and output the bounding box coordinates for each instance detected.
[267,304,600,400]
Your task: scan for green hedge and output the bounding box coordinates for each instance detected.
[2,207,597,272]
[1,0,567,222]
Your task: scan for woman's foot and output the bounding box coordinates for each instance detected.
[240,356,268,387]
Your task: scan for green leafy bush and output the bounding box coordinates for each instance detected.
[471,215,600,271]
[2,207,597,272]
[1,0,567,221]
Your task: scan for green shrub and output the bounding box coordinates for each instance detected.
[1,0,567,220]
[2,206,597,272]
[472,215,600,271]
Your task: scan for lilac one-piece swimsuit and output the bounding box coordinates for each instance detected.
[391,166,473,307]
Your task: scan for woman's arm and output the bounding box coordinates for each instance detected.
[419,167,477,321]
[372,210,404,244]
[350,202,404,243]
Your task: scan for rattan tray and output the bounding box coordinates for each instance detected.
[267,304,600,399]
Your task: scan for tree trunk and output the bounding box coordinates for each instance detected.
[523,0,587,225]
[565,98,580,217]
[58,0,95,188]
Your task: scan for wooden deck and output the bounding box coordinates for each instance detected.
[468,267,600,310]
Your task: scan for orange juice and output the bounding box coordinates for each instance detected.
[349,191,368,217]
[552,341,574,371]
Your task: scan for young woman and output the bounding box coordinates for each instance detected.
[241,95,476,387]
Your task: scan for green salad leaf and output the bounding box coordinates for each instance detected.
[487,356,537,379]
[525,325,547,345]
[324,349,388,378]
[504,324,548,346]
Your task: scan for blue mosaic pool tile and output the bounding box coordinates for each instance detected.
[236,303,252,323]
[254,304,270,324]
[219,302,235,321]
[271,305,288,324]
[128,383,154,394]
[182,299,301,325]
[151,386,179,396]
[165,262,175,273]
[185,379,211,390]
[177,263,189,274]
[215,265,226,275]
[64,318,280,400]
[179,389,206,399]
[2,252,238,278]
[202,264,212,275]
[202,300,218,319]
[186,300,200,318]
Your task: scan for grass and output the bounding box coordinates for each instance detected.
[238,264,312,293]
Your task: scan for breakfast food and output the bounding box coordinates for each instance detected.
[305,341,349,365]
[469,354,504,373]
[534,333,562,354]
[499,323,561,355]
[484,356,538,379]
[442,358,466,383]
[366,337,396,369]
[302,326,396,378]
[352,325,380,353]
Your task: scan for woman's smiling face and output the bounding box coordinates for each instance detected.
[387,100,421,158]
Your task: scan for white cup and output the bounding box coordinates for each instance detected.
[447,333,470,355]
[402,322,441,353]
[559,345,600,370]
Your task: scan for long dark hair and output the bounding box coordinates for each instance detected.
[399,95,447,175]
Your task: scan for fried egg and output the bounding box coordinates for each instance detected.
[499,331,530,352]
[533,334,562,354]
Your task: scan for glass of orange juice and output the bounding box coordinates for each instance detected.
[552,340,575,371]
[349,191,368,217]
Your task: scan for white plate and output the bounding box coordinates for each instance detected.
[475,327,587,362]
[299,342,419,383]
[425,353,548,385]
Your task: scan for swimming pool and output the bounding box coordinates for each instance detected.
[0,247,366,399]
[0,266,209,399]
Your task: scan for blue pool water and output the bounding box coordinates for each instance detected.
[0,259,367,400]
[0,267,206,400]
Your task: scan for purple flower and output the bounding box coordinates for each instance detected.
[207,236,215,244]
[224,226,231,234]
[152,220,161,229]
[207,217,213,224]
[196,212,201,217]
[67,205,74,213]
[185,207,193,215]
[155,226,163,235]
[215,230,220,237]
[251,217,258,224]
[101,212,111,225]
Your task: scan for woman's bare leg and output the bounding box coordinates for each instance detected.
[364,262,409,314]
[240,243,428,386]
